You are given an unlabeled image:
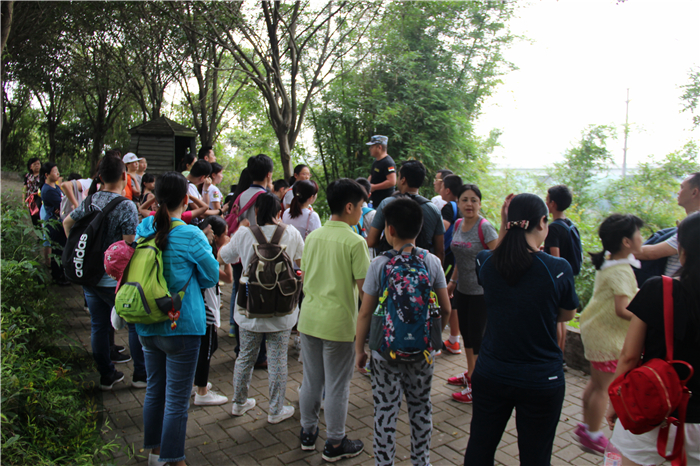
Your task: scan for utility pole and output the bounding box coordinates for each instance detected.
[622,88,630,179]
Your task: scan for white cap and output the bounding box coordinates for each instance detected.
[122,152,142,164]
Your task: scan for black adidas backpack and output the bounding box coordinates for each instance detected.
[62,194,129,286]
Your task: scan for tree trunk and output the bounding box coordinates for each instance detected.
[1,1,14,55]
[47,121,57,162]
[277,132,292,179]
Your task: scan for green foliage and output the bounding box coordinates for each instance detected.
[0,204,120,465]
[681,68,700,129]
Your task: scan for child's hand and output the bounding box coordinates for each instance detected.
[356,350,368,373]
[501,193,514,223]
[605,405,617,430]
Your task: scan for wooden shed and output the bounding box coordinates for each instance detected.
[127,116,197,176]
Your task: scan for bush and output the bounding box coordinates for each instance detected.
[0,204,119,465]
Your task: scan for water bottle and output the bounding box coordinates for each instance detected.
[603,441,621,466]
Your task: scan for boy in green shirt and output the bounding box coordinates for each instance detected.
[297,178,371,462]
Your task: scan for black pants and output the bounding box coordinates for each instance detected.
[46,222,66,281]
[455,291,487,354]
[194,324,218,387]
[464,371,565,466]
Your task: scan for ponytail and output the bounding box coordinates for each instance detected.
[153,172,189,250]
[588,213,644,270]
[289,180,318,219]
[492,193,548,286]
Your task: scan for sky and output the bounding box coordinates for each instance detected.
[474,0,700,169]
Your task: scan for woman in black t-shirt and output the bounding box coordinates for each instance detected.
[606,211,700,466]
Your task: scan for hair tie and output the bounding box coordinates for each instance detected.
[506,220,529,230]
[604,250,612,260]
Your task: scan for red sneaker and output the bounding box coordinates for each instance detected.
[443,339,462,354]
[452,386,473,403]
[447,370,470,386]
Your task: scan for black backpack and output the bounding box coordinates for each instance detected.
[551,219,583,276]
[62,195,129,286]
[633,227,677,287]
[376,193,433,254]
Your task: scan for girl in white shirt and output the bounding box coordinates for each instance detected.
[219,193,304,424]
[282,180,322,240]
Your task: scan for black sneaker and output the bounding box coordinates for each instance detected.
[131,373,147,389]
[112,345,126,354]
[100,370,124,391]
[111,350,131,364]
[321,436,364,462]
[300,426,319,451]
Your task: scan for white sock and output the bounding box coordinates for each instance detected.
[588,430,603,440]
[448,335,460,344]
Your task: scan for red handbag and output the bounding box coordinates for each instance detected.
[25,193,39,216]
[608,276,694,466]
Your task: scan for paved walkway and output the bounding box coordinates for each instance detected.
[55,282,603,466]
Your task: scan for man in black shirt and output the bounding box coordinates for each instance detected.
[366,135,396,207]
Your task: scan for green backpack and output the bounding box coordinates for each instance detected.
[115,221,191,326]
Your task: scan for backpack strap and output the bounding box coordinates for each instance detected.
[455,218,462,232]
[478,218,489,250]
[662,275,674,361]
[249,224,268,244]
[270,223,287,245]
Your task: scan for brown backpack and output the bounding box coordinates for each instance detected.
[237,224,302,318]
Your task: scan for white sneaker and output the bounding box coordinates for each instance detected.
[191,382,212,397]
[148,453,166,466]
[194,390,228,406]
[231,398,256,416]
[268,405,295,424]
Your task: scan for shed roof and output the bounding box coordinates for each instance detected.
[128,116,197,137]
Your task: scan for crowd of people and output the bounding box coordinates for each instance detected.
[22,136,700,466]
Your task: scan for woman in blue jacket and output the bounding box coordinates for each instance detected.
[135,172,219,466]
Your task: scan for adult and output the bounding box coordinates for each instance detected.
[366,135,396,208]
[220,193,303,424]
[134,172,219,466]
[367,160,445,264]
[446,184,500,403]
[40,162,70,286]
[199,146,216,164]
[283,164,311,209]
[606,211,700,466]
[282,179,322,240]
[122,152,143,201]
[635,172,700,276]
[23,157,42,226]
[63,156,144,389]
[463,193,578,465]
[432,169,453,211]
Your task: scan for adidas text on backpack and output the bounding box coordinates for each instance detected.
[62,195,129,286]
[115,221,191,328]
[236,224,302,318]
[369,244,437,364]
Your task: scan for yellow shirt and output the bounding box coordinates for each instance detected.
[298,221,370,342]
[580,263,638,362]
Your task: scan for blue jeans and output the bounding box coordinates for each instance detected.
[84,285,146,378]
[139,334,200,463]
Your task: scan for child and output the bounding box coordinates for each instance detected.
[575,213,643,455]
[544,184,582,362]
[282,179,322,240]
[140,173,156,207]
[440,174,464,356]
[272,179,290,201]
[207,163,224,210]
[355,198,451,466]
[192,216,232,406]
[297,178,370,461]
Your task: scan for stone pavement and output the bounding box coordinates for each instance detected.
[55,282,604,466]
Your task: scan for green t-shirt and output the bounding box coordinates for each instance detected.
[298,221,371,342]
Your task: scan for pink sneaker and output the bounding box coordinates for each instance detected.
[572,423,609,456]
[451,386,473,403]
[447,370,470,386]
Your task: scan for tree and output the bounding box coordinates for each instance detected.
[192,1,377,178]
[550,124,617,214]
[309,1,516,187]
[680,68,700,129]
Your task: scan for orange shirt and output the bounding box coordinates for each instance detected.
[124,174,133,200]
